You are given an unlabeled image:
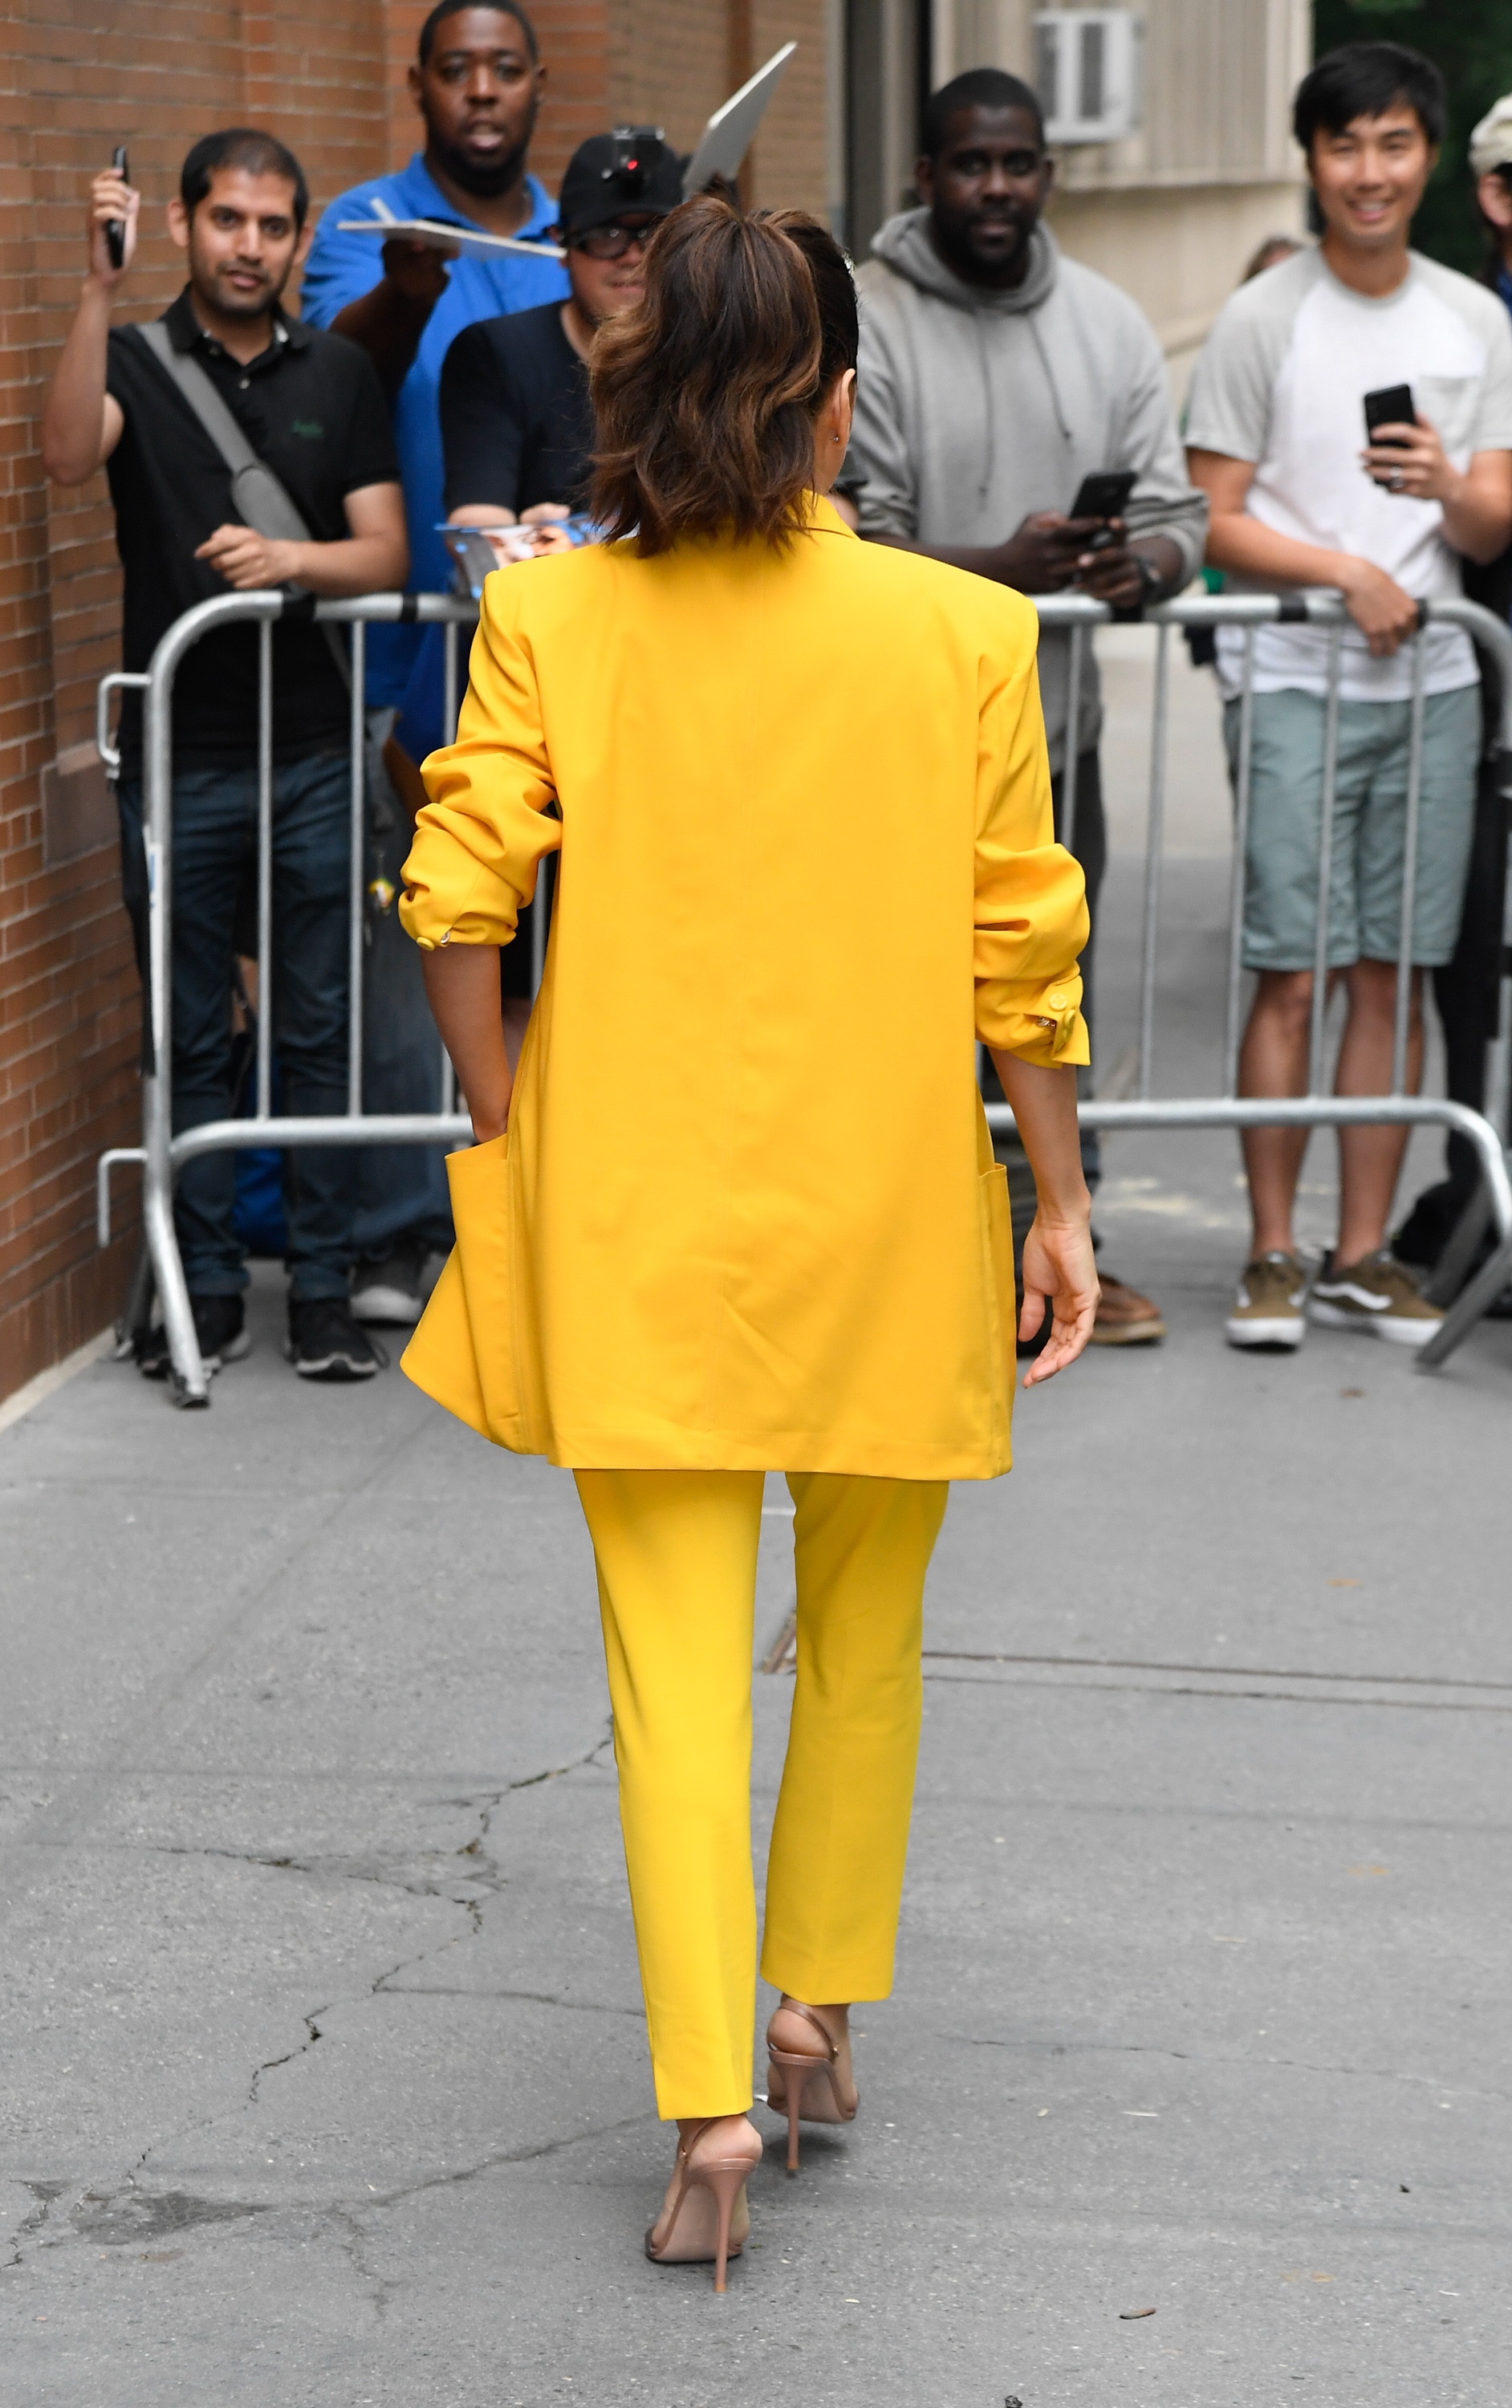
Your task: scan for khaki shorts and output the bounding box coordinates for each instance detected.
[1223,685,1480,972]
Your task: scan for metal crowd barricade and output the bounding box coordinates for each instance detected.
[96,591,485,1407]
[96,583,1512,1405]
[994,589,1512,1373]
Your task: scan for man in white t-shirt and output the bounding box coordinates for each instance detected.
[1186,39,1512,1352]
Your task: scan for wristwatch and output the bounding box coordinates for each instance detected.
[1131,551,1164,609]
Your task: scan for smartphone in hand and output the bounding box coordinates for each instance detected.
[1069,469,1136,551]
[106,145,128,270]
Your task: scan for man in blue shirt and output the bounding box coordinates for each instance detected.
[300,0,567,707]
[299,0,568,1328]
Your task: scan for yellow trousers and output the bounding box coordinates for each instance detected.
[574,1467,948,2120]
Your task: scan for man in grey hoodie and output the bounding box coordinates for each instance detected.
[847,66,1208,1346]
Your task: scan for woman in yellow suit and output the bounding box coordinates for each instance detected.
[400,201,1097,2290]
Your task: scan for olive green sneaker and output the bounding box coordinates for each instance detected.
[1308,1248,1443,1347]
[1225,1251,1309,1350]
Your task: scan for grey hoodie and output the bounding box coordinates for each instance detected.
[848,211,1208,775]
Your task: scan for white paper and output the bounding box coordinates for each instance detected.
[681,43,797,197]
[335,197,565,264]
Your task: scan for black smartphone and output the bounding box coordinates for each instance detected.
[106,145,128,270]
[1364,384,1414,447]
[1069,469,1136,551]
[1070,469,1136,522]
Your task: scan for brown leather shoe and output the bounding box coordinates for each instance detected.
[1089,1272,1166,1345]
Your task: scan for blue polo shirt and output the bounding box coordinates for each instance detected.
[300,153,568,702]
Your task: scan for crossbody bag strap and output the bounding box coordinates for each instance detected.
[140,318,273,486]
[137,319,352,692]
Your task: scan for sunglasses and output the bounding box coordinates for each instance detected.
[567,219,661,260]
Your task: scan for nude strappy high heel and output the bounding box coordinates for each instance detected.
[644,2114,762,2293]
[764,1999,859,2173]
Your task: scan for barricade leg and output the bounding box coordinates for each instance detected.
[1416,1210,1512,1369]
[1425,1184,1495,1307]
[143,1068,209,1408]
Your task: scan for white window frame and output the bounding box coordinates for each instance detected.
[1033,10,1144,146]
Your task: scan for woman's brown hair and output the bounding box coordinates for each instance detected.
[588,197,859,555]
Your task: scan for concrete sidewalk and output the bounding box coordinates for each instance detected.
[4,663,1510,2402]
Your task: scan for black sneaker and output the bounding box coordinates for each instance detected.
[286,1297,387,1381]
[350,1235,429,1326]
[136,1293,250,1380]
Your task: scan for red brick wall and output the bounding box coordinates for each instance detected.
[0,0,825,1403]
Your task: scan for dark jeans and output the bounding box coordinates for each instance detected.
[353,797,455,1260]
[1396,734,1510,1271]
[981,748,1107,1246]
[118,752,358,1303]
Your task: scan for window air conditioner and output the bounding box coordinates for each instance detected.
[1032,11,1143,145]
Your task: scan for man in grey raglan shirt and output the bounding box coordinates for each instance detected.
[846,66,1207,1348]
[1187,42,1512,1353]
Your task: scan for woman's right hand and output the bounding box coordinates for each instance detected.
[470,1104,510,1145]
[1019,1214,1099,1386]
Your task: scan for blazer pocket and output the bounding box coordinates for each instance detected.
[445,1130,521,1440]
[978,1162,1016,1423]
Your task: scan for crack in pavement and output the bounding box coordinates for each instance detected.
[322,2202,403,2321]
[3,2109,660,2287]
[379,1984,641,2016]
[355,2104,658,2215]
[948,2029,1508,2101]
[3,2179,270,2273]
[249,2008,327,2107]
[124,1732,617,2197]
[6,1731,624,2276]
[5,2182,68,2269]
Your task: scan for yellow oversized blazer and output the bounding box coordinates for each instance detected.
[398,500,1088,1479]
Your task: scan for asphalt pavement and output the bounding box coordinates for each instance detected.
[4,633,1510,2405]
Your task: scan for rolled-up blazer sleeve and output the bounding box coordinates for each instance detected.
[399,576,562,952]
[973,597,1091,1068]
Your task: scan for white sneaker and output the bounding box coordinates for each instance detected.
[1224,1251,1308,1349]
[1308,1249,1443,1346]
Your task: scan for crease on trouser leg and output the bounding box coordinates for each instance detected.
[760,1473,948,2006]
[575,1466,763,2121]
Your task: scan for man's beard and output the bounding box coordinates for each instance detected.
[935,209,1034,285]
[193,259,288,319]
[431,124,531,199]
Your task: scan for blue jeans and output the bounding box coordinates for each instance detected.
[119,753,358,1303]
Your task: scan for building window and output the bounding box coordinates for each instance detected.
[843,0,933,258]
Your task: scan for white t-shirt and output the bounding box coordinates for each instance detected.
[1185,246,1512,702]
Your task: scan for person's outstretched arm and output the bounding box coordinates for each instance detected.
[990,1052,1098,1385]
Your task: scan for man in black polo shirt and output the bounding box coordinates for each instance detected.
[43,129,408,1381]
[437,128,681,1060]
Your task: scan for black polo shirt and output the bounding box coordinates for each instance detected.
[440,303,593,516]
[105,289,399,772]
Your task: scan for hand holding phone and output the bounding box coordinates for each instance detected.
[1362,384,1419,493]
[1363,384,1415,448]
[1068,468,1136,551]
[106,147,128,270]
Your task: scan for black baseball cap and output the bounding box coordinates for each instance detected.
[556,127,684,236]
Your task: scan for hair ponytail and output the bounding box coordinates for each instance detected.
[588,197,857,555]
